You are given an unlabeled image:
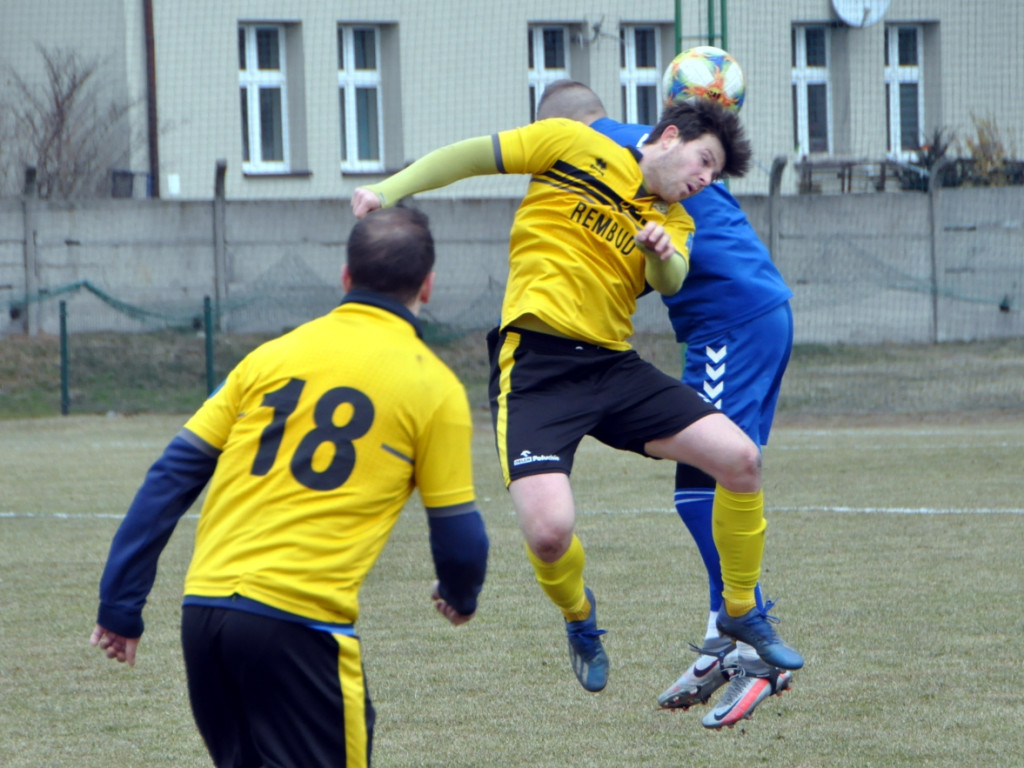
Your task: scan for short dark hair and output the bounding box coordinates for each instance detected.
[646,99,752,178]
[536,79,607,123]
[346,207,435,303]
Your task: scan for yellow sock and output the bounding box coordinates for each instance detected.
[526,535,590,621]
[712,485,766,617]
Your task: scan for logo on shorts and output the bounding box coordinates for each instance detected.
[512,449,560,467]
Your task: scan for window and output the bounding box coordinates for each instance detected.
[791,25,832,154]
[885,25,923,157]
[338,25,384,172]
[620,25,661,125]
[528,25,569,122]
[239,24,290,172]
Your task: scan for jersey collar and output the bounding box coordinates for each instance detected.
[339,290,423,339]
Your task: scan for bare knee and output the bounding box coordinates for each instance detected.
[717,441,762,493]
[645,414,763,493]
[528,529,573,562]
[510,474,576,562]
[519,509,574,562]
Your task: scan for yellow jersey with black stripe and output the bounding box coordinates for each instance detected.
[180,295,475,626]
[495,118,695,350]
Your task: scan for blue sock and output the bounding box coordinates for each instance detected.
[674,488,765,615]
[673,489,723,612]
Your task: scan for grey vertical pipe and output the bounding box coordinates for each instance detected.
[143,0,160,198]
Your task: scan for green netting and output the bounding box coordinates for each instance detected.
[10,280,202,328]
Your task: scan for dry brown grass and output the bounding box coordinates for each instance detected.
[2,329,1022,422]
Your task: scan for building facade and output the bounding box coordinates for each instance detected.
[2,0,1021,200]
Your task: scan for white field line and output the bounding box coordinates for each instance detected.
[3,506,1023,520]
[577,506,1024,515]
[0,512,201,520]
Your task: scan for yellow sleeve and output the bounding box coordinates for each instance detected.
[183,362,247,451]
[368,136,499,207]
[413,379,476,510]
[644,251,689,296]
[644,206,694,296]
[494,118,582,175]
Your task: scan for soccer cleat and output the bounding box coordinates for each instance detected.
[565,587,609,692]
[657,640,735,709]
[715,603,804,670]
[701,660,793,729]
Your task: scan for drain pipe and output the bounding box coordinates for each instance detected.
[143,0,160,197]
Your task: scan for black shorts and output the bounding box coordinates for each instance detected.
[486,326,717,485]
[181,605,374,768]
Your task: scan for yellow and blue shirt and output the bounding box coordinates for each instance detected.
[97,293,485,637]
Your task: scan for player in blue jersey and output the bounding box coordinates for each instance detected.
[538,79,795,729]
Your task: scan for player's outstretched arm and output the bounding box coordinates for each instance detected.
[351,136,498,218]
[90,625,140,666]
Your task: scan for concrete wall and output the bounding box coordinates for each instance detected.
[2,188,1022,344]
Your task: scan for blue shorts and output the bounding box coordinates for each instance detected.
[683,301,793,447]
[487,326,718,486]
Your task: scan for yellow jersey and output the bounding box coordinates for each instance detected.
[496,118,695,350]
[181,295,475,626]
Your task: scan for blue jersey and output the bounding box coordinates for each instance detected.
[591,117,792,344]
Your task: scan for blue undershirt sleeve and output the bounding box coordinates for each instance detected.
[426,507,489,617]
[96,432,219,638]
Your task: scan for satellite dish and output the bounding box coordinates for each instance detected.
[831,0,891,27]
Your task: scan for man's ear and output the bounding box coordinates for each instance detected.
[419,272,435,305]
[341,264,353,291]
[659,124,681,147]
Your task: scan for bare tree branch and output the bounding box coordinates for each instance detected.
[1,45,142,199]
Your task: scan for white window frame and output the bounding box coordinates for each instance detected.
[791,24,832,156]
[338,24,384,173]
[885,24,924,160]
[528,25,570,122]
[620,25,662,125]
[239,24,291,173]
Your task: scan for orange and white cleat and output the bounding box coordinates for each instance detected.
[701,660,792,729]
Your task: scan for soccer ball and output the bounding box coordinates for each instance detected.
[662,46,746,112]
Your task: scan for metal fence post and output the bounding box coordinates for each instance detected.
[768,156,787,262]
[22,167,39,337]
[927,158,952,344]
[204,296,216,395]
[59,300,69,415]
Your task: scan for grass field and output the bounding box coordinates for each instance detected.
[2,411,1023,767]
